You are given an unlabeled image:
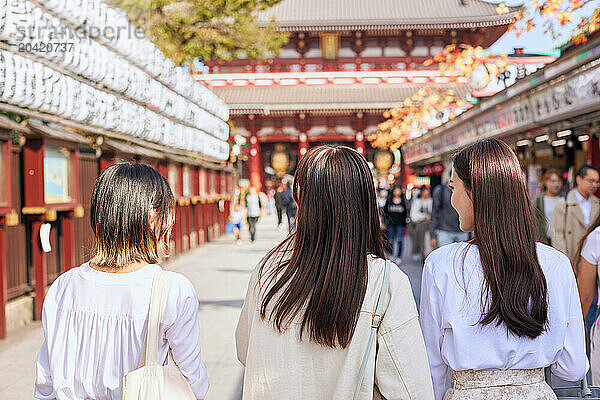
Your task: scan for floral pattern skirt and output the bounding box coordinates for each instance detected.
[443,368,557,400]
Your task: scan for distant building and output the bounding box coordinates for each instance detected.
[196,0,520,188]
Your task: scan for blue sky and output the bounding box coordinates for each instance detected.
[488,0,600,54]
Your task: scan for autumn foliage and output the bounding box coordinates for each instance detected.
[370,0,600,152]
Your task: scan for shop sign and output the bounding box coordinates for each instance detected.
[529,63,600,123]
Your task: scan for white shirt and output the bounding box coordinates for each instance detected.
[236,256,434,400]
[35,263,209,400]
[575,190,593,226]
[582,227,600,302]
[410,197,433,223]
[544,195,562,238]
[246,194,261,218]
[420,242,588,400]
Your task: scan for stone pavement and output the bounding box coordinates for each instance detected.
[0,214,287,400]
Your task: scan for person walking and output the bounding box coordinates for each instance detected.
[274,184,284,229]
[421,139,587,400]
[266,186,275,215]
[552,164,600,268]
[236,145,434,400]
[410,186,432,260]
[533,169,564,245]
[382,185,408,261]
[35,163,209,400]
[577,212,600,384]
[230,202,244,244]
[429,182,469,249]
[280,180,297,233]
[245,186,262,243]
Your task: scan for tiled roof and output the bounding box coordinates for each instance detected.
[259,0,520,31]
[212,84,472,113]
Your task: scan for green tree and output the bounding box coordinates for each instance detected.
[108,0,290,65]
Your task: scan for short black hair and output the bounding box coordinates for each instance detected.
[90,163,175,268]
[577,164,599,179]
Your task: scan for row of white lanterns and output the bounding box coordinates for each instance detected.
[35,0,229,121]
[0,50,229,160]
[0,0,229,141]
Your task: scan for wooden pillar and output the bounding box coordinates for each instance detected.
[298,113,309,158]
[62,214,74,271]
[248,115,262,189]
[33,219,47,321]
[0,224,7,338]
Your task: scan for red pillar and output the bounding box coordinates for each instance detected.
[62,214,74,271]
[33,220,47,321]
[99,152,116,172]
[355,132,365,156]
[248,115,262,189]
[0,224,7,338]
[299,133,308,158]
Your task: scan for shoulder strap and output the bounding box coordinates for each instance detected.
[353,260,391,400]
[139,270,173,367]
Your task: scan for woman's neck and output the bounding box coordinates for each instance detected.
[90,260,149,273]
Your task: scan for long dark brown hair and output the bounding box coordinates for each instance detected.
[259,145,386,348]
[454,139,548,339]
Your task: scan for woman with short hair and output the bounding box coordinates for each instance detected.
[236,145,434,400]
[35,163,209,399]
[420,139,587,400]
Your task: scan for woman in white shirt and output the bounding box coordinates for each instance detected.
[35,163,209,400]
[577,213,600,384]
[410,187,433,259]
[236,145,434,399]
[420,139,587,400]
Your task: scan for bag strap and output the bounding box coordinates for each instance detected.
[353,259,391,400]
[139,270,173,367]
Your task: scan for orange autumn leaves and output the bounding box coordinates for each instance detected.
[370,44,495,151]
[369,0,600,152]
[500,0,600,43]
[368,88,468,152]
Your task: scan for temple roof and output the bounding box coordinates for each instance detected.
[212,84,472,114]
[259,0,520,31]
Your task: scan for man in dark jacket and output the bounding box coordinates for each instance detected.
[280,180,297,233]
[274,184,285,229]
[430,183,469,249]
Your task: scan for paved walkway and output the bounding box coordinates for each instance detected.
[0,214,287,400]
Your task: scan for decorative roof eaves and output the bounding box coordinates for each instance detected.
[270,14,519,32]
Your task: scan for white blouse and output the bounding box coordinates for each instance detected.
[420,242,588,400]
[35,263,209,400]
[582,226,600,267]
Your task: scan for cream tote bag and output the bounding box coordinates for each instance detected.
[123,270,196,400]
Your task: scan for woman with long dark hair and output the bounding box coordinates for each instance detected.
[236,146,433,399]
[420,139,587,400]
[577,212,600,384]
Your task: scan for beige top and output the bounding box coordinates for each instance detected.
[235,256,434,400]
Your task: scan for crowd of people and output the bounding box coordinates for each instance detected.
[227,179,298,244]
[32,140,599,400]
